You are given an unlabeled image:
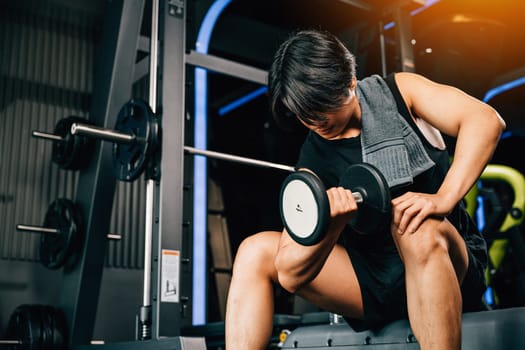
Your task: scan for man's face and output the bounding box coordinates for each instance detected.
[299,81,359,140]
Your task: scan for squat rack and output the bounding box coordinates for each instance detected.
[61,0,195,348]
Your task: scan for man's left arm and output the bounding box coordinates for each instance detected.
[392,72,506,233]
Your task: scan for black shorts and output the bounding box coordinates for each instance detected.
[342,233,487,332]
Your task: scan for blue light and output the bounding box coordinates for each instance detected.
[410,0,440,16]
[193,0,232,326]
[483,77,525,141]
[383,0,440,30]
[383,21,395,30]
[218,86,268,116]
[483,286,495,306]
[500,131,513,139]
[476,187,486,232]
[384,0,440,30]
[483,76,525,103]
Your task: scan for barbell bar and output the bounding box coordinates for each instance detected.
[0,340,21,345]
[32,131,63,142]
[70,123,135,144]
[16,225,121,241]
[69,118,296,173]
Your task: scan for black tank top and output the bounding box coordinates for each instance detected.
[296,73,487,264]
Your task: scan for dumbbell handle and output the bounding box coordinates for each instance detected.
[0,340,22,345]
[352,191,363,204]
[70,123,135,144]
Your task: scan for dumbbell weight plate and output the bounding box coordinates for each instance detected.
[339,163,392,235]
[40,198,83,270]
[52,116,94,170]
[113,99,159,181]
[279,170,330,246]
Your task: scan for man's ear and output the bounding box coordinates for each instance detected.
[350,77,357,91]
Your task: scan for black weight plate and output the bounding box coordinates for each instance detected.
[339,163,392,235]
[38,305,53,350]
[280,170,330,246]
[52,116,94,170]
[113,99,158,182]
[5,304,43,350]
[45,306,67,350]
[40,198,82,270]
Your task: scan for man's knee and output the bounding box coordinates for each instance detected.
[393,220,450,267]
[233,231,280,276]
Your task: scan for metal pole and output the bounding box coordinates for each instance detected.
[70,123,135,144]
[63,121,298,173]
[184,146,296,172]
[32,131,64,141]
[138,0,159,340]
[16,224,60,234]
[378,20,387,77]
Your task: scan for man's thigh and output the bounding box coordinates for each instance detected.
[297,244,365,320]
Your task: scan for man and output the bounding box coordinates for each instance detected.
[225,29,505,350]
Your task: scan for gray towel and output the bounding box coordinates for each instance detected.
[357,74,435,188]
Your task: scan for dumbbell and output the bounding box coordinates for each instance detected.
[279,163,392,245]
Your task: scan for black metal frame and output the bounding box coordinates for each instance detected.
[60,1,202,349]
[60,0,145,346]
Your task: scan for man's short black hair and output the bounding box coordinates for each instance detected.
[268,29,357,130]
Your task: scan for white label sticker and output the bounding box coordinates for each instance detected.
[161,249,180,303]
